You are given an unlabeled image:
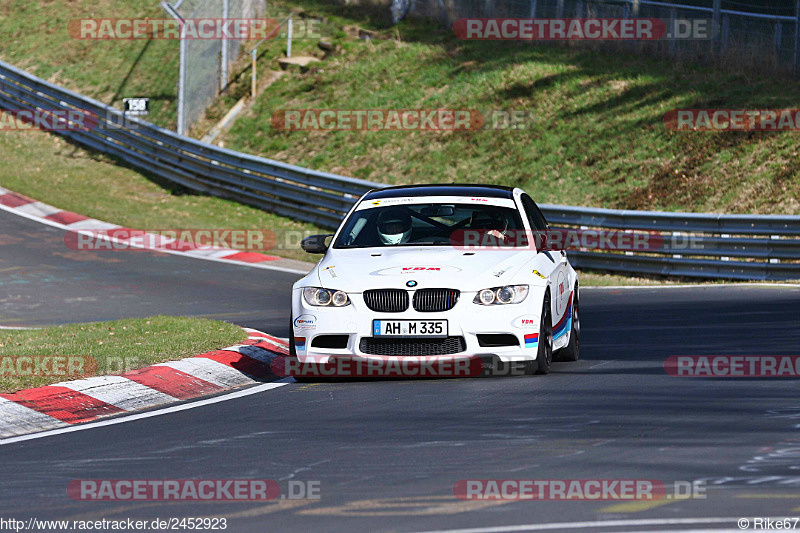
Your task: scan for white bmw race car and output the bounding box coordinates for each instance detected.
[290,184,579,376]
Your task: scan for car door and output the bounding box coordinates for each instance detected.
[520,194,570,346]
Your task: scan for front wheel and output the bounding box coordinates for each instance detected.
[528,294,553,375]
[555,285,580,362]
[288,317,315,382]
[289,316,297,357]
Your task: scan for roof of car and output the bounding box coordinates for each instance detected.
[363,184,515,200]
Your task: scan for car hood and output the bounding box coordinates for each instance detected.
[313,247,537,292]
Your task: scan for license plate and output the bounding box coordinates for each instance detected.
[373,320,448,338]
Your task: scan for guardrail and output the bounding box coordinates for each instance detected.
[0,60,376,229]
[1,59,798,280]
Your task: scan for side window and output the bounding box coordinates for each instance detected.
[521,194,548,231]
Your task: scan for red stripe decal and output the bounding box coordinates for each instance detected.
[223,252,280,263]
[553,293,574,330]
[0,386,124,424]
[122,365,223,400]
[0,193,35,208]
[45,211,90,225]
[196,350,276,380]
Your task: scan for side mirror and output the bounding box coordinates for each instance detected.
[301,234,334,254]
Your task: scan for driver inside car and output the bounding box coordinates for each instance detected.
[470,210,509,242]
[376,209,413,245]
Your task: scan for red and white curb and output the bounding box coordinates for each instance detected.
[0,186,309,275]
[0,328,291,439]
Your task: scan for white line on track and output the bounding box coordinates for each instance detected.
[412,517,743,532]
[0,379,292,446]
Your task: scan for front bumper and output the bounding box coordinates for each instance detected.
[291,290,542,364]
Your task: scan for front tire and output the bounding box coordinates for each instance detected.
[289,316,297,357]
[531,293,553,375]
[555,285,580,362]
[288,317,315,382]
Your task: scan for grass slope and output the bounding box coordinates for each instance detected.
[221,0,800,215]
[0,316,246,393]
[0,0,179,128]
[0,130,320,261]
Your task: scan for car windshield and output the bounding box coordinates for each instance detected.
[332,202,525,249]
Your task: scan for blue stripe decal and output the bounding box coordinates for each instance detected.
[553,301,573,340]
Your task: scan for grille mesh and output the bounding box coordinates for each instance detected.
[359,336,466,356]
[363,289,409,313]
[412,289,460,312]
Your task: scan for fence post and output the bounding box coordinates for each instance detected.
[669,7,677,55]
[721,14,730,55]
[287,16,293,58]
[221,0,229,92]
[576,0,583,18]
[775,21,783,63]
[556,0,564,18]
[177,18,187,135]
[794,0,800,77]
[530,0,537,19]
[251,48,257,98]
[436,0,448,25]
[160,1,186,135]
[632,0,639,18]
[712,0,721,55]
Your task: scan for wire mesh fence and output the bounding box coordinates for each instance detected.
[399,0,800,76]
[166,0,265,134]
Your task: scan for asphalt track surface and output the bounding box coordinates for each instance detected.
[2,207,800,532]
[0,209,298,332]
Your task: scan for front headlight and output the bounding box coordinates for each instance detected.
[473,285,529,305]
[303,287,351,307]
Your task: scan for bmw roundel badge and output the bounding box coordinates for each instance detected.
[406,280,418,287]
